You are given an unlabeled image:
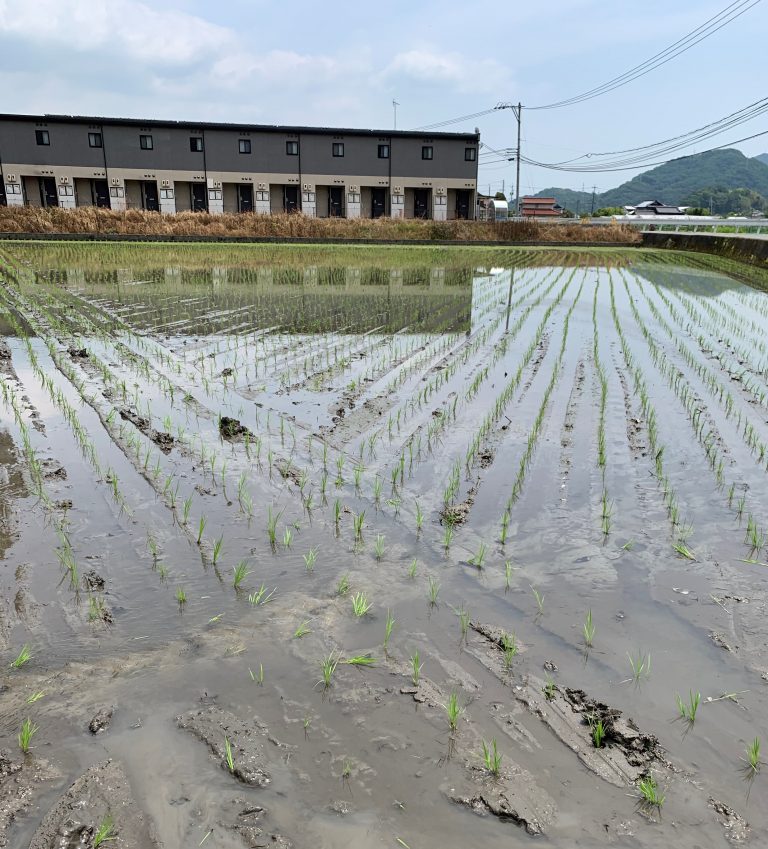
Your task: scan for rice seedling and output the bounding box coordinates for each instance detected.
[373,534,385,560]
[175,587,187,606]
[637,774,665,810]
[336,573,350,596]
[427,576,440,606]
[248,584,276,606]
[266,506,283,548]
[212,534,224,565]
[93,814,116,847]
[181,496,192,524]
[501,632,518,669]
[249,664,264,685]
[583,610,595,648]
[410,650,422,686]
[457,607,470,641]
[282,526,293,548]
[442,692,465,731]
[10,645,32,669]
[504,559,514,590]
[468,541,487,569]
[480,738,503,776]
[26,691,45,704]
[294,620,311,639]
[18,717,38,753]
[303,546,318,572]
[442,524,453,551]
[351,591,372,617]
[673,540,696,561]
[627,650,651,683]
[500,512,509,546]
[408,558,418,579]
[592,718,606,748]
[344,654,376,666]
[745,737,761,773]
[543,676,556,701]
[224,737,235,773]
[319,651,340,689]
[233,560,250,590]
[383,609,396,650]
[531,586,545,616]
[415,500,424,531]
[353,511,365,541]
[196,516,206,546]
[675,691,701,725]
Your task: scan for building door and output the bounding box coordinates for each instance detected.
[371,188,386,218]
[0,179,6,207]
[456,190,470,220]
[92,180,110,208]
[284,185,299,213]
[39,177,59,208]
[192,183,208,212]
[329,187,344,217]
[237,184,253,212]
[142,181,159,211]
[414,189,430,219]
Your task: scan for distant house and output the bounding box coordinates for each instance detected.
[629,200,684,216]
[520,196,564,217]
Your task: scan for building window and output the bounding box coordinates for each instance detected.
[238,139,251,154]
[35,130,50,146]
[109,186,125,198]
[208,189,222,200]
[256,190,269,202]
[140,134,153,150]
[332,142,344,157]
[58,184,74,196]
[378,144,390,159]
[160,188,175,199]
[88,132,102,148]
[421,146,433,160]
[348,192,360,204]
[464,147,476,161]
[435,195,447,205]
[6,183,22,194]
[286,141,299,156]
[190,137,204,152]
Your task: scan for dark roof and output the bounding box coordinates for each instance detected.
[0,112,478,141]
[635,200,666,208]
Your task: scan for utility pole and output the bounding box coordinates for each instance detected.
[393,100,400,130]
[514,102,522,217]
[590,185,598,216]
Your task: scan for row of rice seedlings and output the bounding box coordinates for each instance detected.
[592,276,612,536]
[620,273,766,552]
[504,275,586,514]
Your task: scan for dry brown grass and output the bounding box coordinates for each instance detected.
[0,206,640,244]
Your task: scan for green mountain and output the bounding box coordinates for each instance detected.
[535,148,768,211]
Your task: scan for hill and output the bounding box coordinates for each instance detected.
[536,148,768,210]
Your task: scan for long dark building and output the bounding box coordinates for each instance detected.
[0,114,479,220]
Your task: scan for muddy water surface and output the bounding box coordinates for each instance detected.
[0,242,767,848]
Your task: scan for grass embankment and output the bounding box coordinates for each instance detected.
[0,207,640,244]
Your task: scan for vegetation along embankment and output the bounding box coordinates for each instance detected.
[642,230,768,268]
[0,206,639,245]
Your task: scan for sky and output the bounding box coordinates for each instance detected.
[0,0,765,196]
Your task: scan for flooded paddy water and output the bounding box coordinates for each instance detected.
[0,240,767,848]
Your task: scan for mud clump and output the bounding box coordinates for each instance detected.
[219,416,253,441]
[27,759,158,849]
[450,791,547,836]
[83,570,105,592]
[563,688,661,769]
[88,706,114,735]
[67,347,89,359]
[709,797,749,842]
[274,458,303,487]
[0,341,10,361]
[119,408,174,453]
[177,706,272,787]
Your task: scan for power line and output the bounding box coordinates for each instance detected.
[528,0,762,110]
[519,127,768,173]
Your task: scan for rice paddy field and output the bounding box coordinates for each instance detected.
[0,240,767,848]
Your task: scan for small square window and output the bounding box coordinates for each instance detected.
[464,147,476,161]
[378,144,390,159]
[35,130,50,146]
[88,132,102,148]
[238,139,251,154]
[190,137,204,152]
[332,142,344,157]
[421,146,433,160]
[140,134,153,150]
[286,141,299,156]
